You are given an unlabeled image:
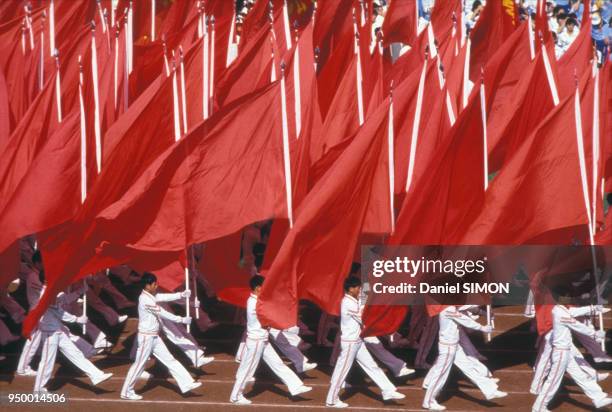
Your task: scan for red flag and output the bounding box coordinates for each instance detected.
[460,72,594,245]
[381,0,417,46]
[257,97,394,329]
[199,230,251,308]
[469,0,518,81]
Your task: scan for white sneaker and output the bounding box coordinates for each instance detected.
[423,400,446,410]
[17,368,37,377]
[92,372,113,386]
[182,381,202,393]
[230,396,252,405]
[594,356,612,363]
[94,337,113,350]
[292,385,313,396]
[594,397,612,408]
[302,362,317,372]
[598,372,610,382]
[35,388,49,394]
[397,366,415,377]
[491,377,500,383]
[383,391,405,400]
[326,401,348,408]
[120,393,143,400]
[487,390,508,400]
[138,371,151,381]
[196,356,215,367]
[118,315,128,323]
[529,388,539,395]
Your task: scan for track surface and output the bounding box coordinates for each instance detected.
[1,305,612,412]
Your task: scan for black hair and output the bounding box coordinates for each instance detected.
[250,274,264,290]
[566,18,577,26]
[344,276,362,292]
[472,1,482,12]
[141,272,157,287]
[606,193,612,206]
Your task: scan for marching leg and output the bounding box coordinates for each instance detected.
[121,334,154,399]
[33,332,59,393]
[151,335,198,393]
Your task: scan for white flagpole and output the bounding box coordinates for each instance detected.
[49,0,55,56]
[114,27,119,110]
[39,13,46,91]
[127,2,134,74]
[574,84,605,350]
[202,20,209,120]
[541,44,560,106]
[151,0,156,41]
[280,63,294,227]
[462,39,471,109]
[282,0,292,50]
[480,76,489,191]
[387,85,396,234]
[486,304,492,342]
[226,12,236,67]
[209,17,215,114]
[527,14,535,61]
[405,58,427,192]
[292,25,301,138]
[197,3,203,38]
[184,266,190,333]
[25,6,34,51]
[54,50,62,123]
[21,20,26,56]
[162,37,170,76]
[179,46,188,134]
[97,0,107,33]
[78,56,88,335]
[355,37,364,126]
[124,12,130,110]
[91,24,102,173]
[591,70,600,234]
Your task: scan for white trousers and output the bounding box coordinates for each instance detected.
[326,339,396,405]
[532,346,607,411]
[33,330,105,392]
[423,342,498,407]
[18,327,94,374]
[130,321,206,367]
[270,327,310,373]
[122,333,195,396]
[364,336,406,376]
[230,337,303,401]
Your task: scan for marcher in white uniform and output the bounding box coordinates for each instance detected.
[128,301,214,368]
[532,304,612,412]
[422,306,507,411]
[230,275,312,405]
[120,273,201,400]
[17,257,96,376]
[326,277,405,408]
[33,291,113,393]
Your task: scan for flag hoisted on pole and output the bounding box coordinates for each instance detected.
[280,62,294,228]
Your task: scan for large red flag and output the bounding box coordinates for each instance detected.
[24,81,289,337]
[381,0,417,46]
[469,0,518,81]
[257,95,395,329]
[461,72,594,245]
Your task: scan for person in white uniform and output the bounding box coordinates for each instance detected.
[120,273,201,400]
[532,303,612,412]
[422,306,507,411]
[229,275,312,405]
[17,257,97,376]
[326,277,406,408]
[33,290,113,393]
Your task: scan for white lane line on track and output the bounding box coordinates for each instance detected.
[58,397,476,411]
[4,375,598,400]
